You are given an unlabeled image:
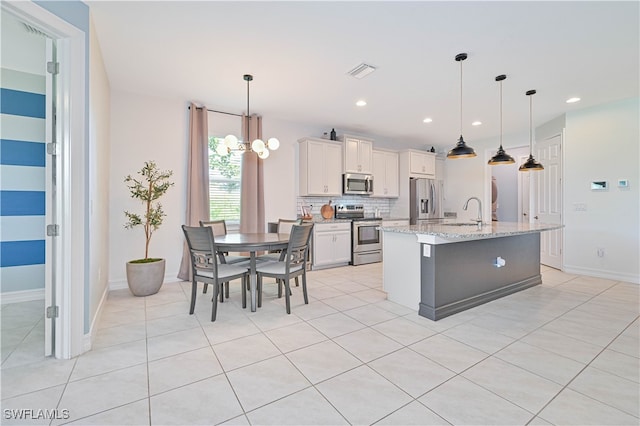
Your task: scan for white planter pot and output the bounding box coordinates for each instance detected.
[126,259,165,297]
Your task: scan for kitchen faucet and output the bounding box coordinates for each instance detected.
[463,197,483,228]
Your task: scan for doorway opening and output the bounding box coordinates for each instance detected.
[490,146,530,222]
[0,10,54,366]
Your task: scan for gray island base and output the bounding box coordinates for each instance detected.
[380,222,562,321]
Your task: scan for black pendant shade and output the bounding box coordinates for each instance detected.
[519,154,544,171]
[488,74,515,165]
[447,53,476,159]
[448,135,476,158]
[489,145,515,165]
[519,89,544,172]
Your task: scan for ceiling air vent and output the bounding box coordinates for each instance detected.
[347,63,377,79]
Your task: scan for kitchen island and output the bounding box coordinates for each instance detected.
[379,221,563,320]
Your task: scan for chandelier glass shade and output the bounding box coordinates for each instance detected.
[216,74,279,160]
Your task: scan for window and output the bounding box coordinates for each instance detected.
[208,137,242,231]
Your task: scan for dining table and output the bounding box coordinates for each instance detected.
[215,232,290,312]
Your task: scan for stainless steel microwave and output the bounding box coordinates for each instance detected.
[343,173,373,195]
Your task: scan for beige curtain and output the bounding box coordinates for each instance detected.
[177,103,210,280]
[240,114,265,233]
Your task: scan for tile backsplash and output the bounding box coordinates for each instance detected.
[297,196,393,218]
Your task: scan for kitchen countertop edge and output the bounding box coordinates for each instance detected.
[379,221,564,241]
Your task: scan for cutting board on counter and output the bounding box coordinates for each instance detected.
[320,201,333,219]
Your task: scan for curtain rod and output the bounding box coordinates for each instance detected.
[188,105,242,117]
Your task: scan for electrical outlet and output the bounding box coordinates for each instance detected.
[573,203,587,212]
[597,247,605,258]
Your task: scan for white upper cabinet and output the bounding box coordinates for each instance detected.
[298,137,343,196]
[341,135,373,174]
[372,150,399,198]
[408,150,436,177]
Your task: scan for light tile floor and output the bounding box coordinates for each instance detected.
[1,264,638,425]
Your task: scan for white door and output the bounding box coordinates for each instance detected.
[535,134,563,269]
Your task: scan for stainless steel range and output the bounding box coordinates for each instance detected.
[335,204,382,265]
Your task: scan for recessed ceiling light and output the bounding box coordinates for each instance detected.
[356,100,367,107]
[566,97,581,103]
[423,118,433,123]
[471,121,482,126]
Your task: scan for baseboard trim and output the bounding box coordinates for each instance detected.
[563,265,639,285]
[83,284,109,352]
[0,288,45,304]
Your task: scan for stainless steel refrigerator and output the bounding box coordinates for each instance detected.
[410,178,444,225]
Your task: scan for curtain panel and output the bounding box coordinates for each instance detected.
[240,114,265,233]
[177,104,210,281]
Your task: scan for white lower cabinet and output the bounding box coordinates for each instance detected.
[313,222,351,269]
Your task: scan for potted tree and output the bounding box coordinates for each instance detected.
[124,161,174,296]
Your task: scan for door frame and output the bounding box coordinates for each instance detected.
[2,1,87,359]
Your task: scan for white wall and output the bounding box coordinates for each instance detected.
[88,15,111,330]
[108,91,188,287]
[563,98,639,282]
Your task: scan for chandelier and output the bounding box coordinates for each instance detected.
[216,74,279,159]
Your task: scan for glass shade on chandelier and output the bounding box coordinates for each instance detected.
[216,74,279,160]
[217,134,280,159]
[448,53,477,159]
[519,89,544,172]
[488,74,515,165]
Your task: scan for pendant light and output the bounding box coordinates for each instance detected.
[519,89,544,171]
[217,74,279,160]
[488,75,515,165]
[447,53,476,159]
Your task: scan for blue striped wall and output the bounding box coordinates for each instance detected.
[0,67,47,293]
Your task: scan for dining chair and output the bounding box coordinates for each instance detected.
[255,223,313,314]
[199,220,250,264]
[200,220,250,298]
[182,225,249,321]
[258,218,303,262]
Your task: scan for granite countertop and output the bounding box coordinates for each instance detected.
[301,216,409,223]
[379,221,564,241]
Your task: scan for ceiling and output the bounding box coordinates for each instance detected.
[87,1,639,151]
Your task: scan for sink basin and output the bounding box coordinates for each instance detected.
[443,222,480,226]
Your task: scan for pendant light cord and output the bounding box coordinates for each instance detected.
[499,79,503,148]
[529,94,532,154]
[459,59,463,136]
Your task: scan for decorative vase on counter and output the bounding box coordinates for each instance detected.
[330,128,337,140]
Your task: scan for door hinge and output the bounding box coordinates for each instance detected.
[47,61,59,75]
[46,305,59,318]
[47,143,58,155]
[47,224,59,236]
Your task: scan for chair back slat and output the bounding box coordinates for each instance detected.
[200,220,227,237]
[277,218,303,235]
[285,224,313,269]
